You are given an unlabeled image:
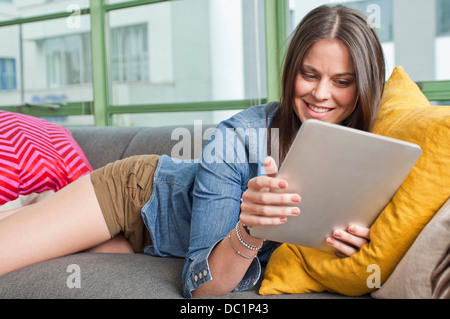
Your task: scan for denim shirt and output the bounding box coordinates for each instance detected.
[140,102,281,298]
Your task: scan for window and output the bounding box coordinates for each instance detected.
[0,58,16,90]
[107,0,266,110]
[0,0,446,127]
[110,24,149,83]
[437,0,450,36]
[39,33,92,88]
[0,0,268,127]
[17,15,94,126]
[106,0,267,126]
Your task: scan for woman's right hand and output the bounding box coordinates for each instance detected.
[239,156,301,227]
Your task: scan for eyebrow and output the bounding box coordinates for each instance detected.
[302,64,356,77]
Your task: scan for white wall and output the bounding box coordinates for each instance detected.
[109,4,174,84]
[435,36,450,80]
[209,0,244,101]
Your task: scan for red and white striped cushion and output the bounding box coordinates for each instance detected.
[0,111,92,206]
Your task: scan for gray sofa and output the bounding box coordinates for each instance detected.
[1,124,449,301]
[0,125,370,299]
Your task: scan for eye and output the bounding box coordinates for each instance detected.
[301,73,317,81]
[333,79,352,87]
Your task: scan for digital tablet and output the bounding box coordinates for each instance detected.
[249,119,422,252]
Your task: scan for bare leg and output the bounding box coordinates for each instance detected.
[85,233,134,254]
[0,206,24,222]
[1,206,134,254]
[0,174,111,276]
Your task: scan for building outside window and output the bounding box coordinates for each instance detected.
[40,33,92,88]
[437,0,450,36]
[0,58,16,91]
[110,24,149,83]
[0,0,448,126]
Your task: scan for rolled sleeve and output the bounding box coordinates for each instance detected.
[231,257,261,293]
[182,240,218,298]
[182,237,262,298]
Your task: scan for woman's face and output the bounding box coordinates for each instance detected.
[293,39,359,124]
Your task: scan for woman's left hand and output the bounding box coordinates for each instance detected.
[326,224,370,258]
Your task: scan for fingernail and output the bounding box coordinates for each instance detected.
[280,217,287,223]
[326,237,334,245]
[334,230,343,237]
[278,181,287,188]
[292,207,300,215]
[291,194,300,202]
[348,225,356,233]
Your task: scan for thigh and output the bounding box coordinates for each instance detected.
[0,174,110,276]
[85,233,135,254]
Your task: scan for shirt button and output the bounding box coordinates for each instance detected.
[194,275,198,282]
[199,272,203,279]
[203,270,208,277]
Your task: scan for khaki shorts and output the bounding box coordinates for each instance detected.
[90,155,159,253]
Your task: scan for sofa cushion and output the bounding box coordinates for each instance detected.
[0,111,92,206]
[259,66,450,296]
[0,253,185,299]
[372,197,450,299]
[0,252,370,299]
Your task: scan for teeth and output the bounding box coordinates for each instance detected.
[307,103,332,113]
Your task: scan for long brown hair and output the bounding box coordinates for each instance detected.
[269,5,386,164]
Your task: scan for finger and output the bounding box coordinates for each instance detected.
[240,212,289,227]
[264,156,279,178]
[247,176,288,191]
[241,190,301,206]
[326,237,358,257]
[347,224,371,241]
[241,201,300,218]
[331,229,369,249]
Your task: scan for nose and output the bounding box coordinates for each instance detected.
[312,80,331,101]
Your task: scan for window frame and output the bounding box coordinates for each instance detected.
[0,0,447,126]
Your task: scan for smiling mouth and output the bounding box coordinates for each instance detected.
[306,102,334,113]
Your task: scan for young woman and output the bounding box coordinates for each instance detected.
[0,5,385,298]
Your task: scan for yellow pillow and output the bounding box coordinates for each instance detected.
[259,66,450,296]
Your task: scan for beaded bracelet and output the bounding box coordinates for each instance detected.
[235,221,263,251]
